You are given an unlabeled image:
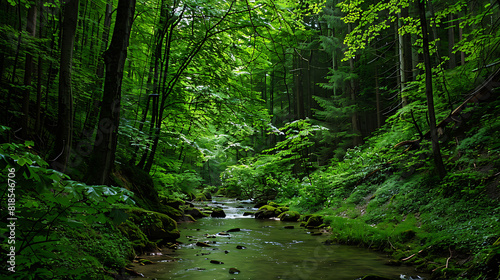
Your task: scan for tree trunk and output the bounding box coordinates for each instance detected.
[448,14,456,69]
[21,4,38,139]
[348,23,362,146]
[398,9,411,106]
[53,0,78,172]
[35,0,44,135]
[375,70,381,128]
[88,0,136,185]
[417,0,446,179]
[82,0,112,139]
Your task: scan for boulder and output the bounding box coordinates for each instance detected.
[211,208,226,218]
[255,205,279,219]
[278,211,300,222]
[184,207,209,218]
[196,242,211,247]
[305,215,323,227]
[123,207,180,242]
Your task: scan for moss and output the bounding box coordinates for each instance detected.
[268,201,279,207]
[305,215,324,227]
[258,205,277,212]
[278,211,301,221]
[160,197,185,209]
[124,207,180,242]
[117,220,157,252]
[158,204,184,220]
[54,223,135,279]
[183,206,210,218]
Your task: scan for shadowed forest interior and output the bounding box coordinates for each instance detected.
[1,0,500,279]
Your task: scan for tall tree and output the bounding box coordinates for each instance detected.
[53,0,79,172]
[417,0,446,179]
[88,0,137,185]
[21,3,37,139]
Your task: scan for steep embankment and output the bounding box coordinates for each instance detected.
[299,73,500,279]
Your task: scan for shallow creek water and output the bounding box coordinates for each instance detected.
[133,198,427,280]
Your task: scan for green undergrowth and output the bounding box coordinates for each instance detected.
[0,136,182,279]
[265,100,500,278]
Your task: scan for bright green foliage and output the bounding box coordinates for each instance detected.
[221,119,327,200]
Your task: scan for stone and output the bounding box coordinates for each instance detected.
[183,207,209,218]
[278,211,300,222]
[229,268,241,274]
[304,215,323,227]
[210,260,224,264]
[196,242,211,247]
[211,208,226,218]
[255,205,279,219]
[236,245,246,249]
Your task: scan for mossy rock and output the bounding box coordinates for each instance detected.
[268,201,279,207]
[211,208,226,218]
[161,198,185,210]
[117,220,157,252]
[125,207,180,242]
[182,214,196,222]
[278,206,289,213]
[158,204,184,220]
[184,207,209,218]
[278,211,300,222]
[258,205,277,212]
[301,214,313,222]
[255,205,279,219]
[305,215,323,227]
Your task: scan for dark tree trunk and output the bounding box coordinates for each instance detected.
[88,0,136,185]
[53,0,79,172]
[35,0,44,135]
[448,14,456,69]
[21,4,37,139]
[82,0,112,139]
[417,0,446,179]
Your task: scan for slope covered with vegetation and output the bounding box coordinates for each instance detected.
[1,0,499,279]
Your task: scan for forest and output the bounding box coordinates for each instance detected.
[0,0,499,279]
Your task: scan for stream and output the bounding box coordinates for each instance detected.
[132,198,428,280]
